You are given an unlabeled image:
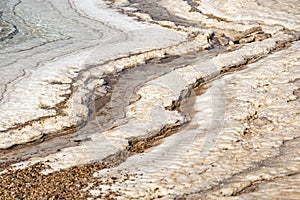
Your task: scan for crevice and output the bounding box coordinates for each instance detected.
[67,0,126,35]
[232,171,300,196]
[127,123,184,153]
[0,10,19,42]
[178,135,300,198]
[0,78,75,134]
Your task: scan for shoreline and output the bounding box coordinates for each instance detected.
[0,0,300,198]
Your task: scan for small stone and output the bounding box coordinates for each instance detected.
[255,33,271,41]
[239,35,255,44]
[217,37,229,46]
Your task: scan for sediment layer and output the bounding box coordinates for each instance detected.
[0,0,299,199]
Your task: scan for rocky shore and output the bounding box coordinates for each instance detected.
[0,0,299,199]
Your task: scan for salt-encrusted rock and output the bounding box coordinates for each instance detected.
[1,0,300,199]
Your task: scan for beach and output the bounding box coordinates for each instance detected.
[0,0,300,198]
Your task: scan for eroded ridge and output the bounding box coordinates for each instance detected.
[0,0,300,199]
